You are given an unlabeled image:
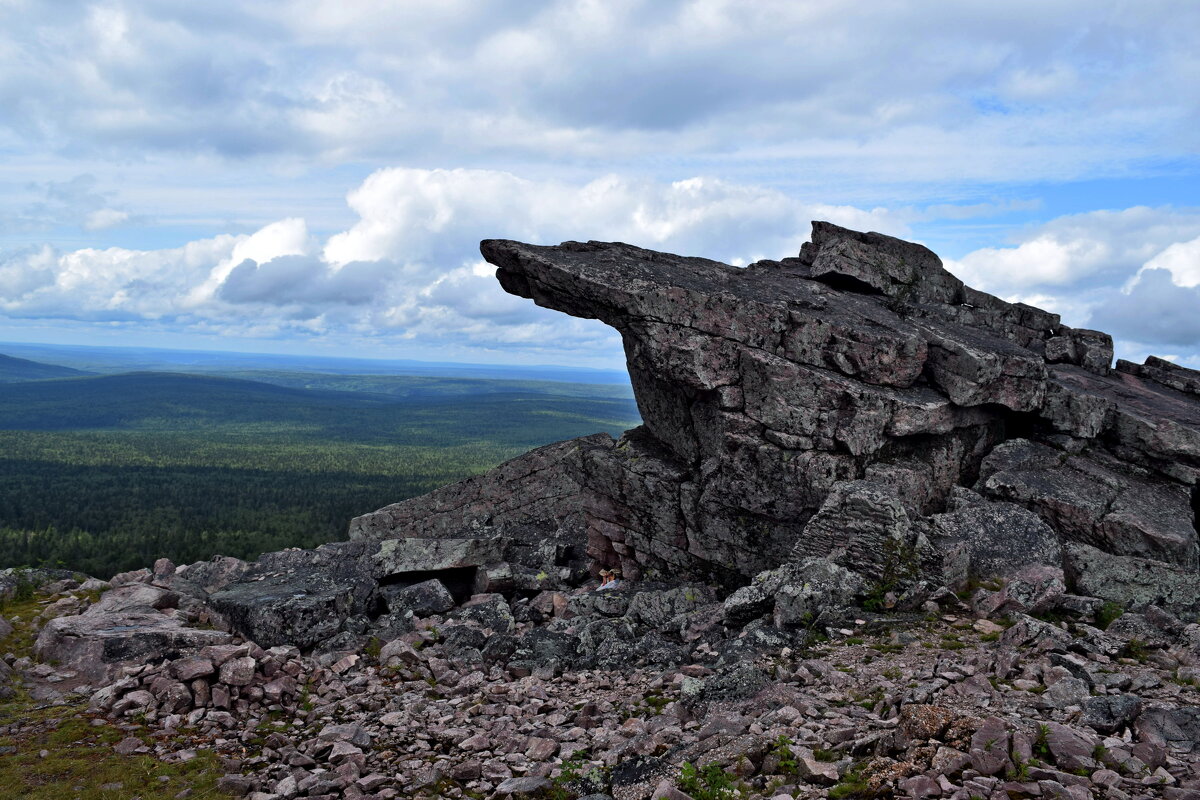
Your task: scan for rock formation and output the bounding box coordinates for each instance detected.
[10,222,1200,800]
[32,221,1200,655]
[474,221,1199,611]
[124,219,1200,649]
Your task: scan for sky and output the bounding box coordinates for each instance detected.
[0,0,1198,370]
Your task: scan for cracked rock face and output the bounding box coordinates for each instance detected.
[480,221,1200,608]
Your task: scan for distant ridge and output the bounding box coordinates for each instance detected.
[0,352,89,382]
[0,370,640,436]
[0,341,630,385]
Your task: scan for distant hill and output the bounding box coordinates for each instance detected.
[0,353,89,382]
[0,371,640,447]
[0,341,631,385]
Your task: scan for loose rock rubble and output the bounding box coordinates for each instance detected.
[6,569,1200,800]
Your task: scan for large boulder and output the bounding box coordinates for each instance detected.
[1135,707,1200,754]
[1063,543,1200,617]
[35,606,232,684]
[931,495,1062,583]
[207,542,377,649]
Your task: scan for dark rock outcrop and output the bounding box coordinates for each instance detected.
[476,221,1198,610]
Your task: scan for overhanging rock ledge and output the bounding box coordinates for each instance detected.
[471,221,1200,609]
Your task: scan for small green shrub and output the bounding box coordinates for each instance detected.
[828,762,873,800]
[1096,601,1124,630]
[770,735,798,775]
[1123,638,1149,662]
[677,762,740,800]
[1033,724,1052,761]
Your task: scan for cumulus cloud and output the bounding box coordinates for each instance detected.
[219,255,392,306]
[1090,269,1200,348]
[1142,235,1200,288]
[323,168,908,270]
[945,207,1200,296]
[0,168,912,363]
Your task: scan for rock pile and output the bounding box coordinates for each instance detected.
[7,573,1200,799]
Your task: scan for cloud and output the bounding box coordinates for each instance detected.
[219,255,392,305]
[1,168,913,363]
[945,207,1200,297]
[1142,234,1200,288]
[1,1,1197,189]
[84,208,130,230]
[1090,269,1200,348]
[1,174,132,233]
[323,168,909,270]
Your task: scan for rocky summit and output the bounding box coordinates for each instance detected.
[5,222,1200,800]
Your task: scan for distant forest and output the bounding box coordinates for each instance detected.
[0,367,638,577]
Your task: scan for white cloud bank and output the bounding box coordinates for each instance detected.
[1,0,1197,191]
[3,166,1200,366]
[0,169,910,364]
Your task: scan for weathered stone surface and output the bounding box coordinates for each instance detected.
[931,498,1062,581]
[769,559,865,626]
[348,435,609,541]
[1081,694,1143,734]
[206,542,377,649]
[1136,707,1200,753]
[34,606,232,683]
[1064,543,1200,616]
[978,440,1198,569]
[478,221,1200,598]
[379,578,455,617]
[371,538,503,577]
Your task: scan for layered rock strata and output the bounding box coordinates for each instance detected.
[474,222,1200,611]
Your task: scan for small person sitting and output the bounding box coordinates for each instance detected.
[595,568,614,591]
[596,567,622,591]
[606,568,622,589]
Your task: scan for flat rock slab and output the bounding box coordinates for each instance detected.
[35,610,231,684]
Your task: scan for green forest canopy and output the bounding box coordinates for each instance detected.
[0,369,639,577]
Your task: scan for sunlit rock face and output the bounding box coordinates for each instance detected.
[482,221,1200,610]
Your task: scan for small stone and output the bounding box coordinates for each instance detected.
[114,736,145,755]
[219,656,256,687]
[494,776,552,797]
[216,775,253,797]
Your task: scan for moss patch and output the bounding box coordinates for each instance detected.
[0,593,222,799]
